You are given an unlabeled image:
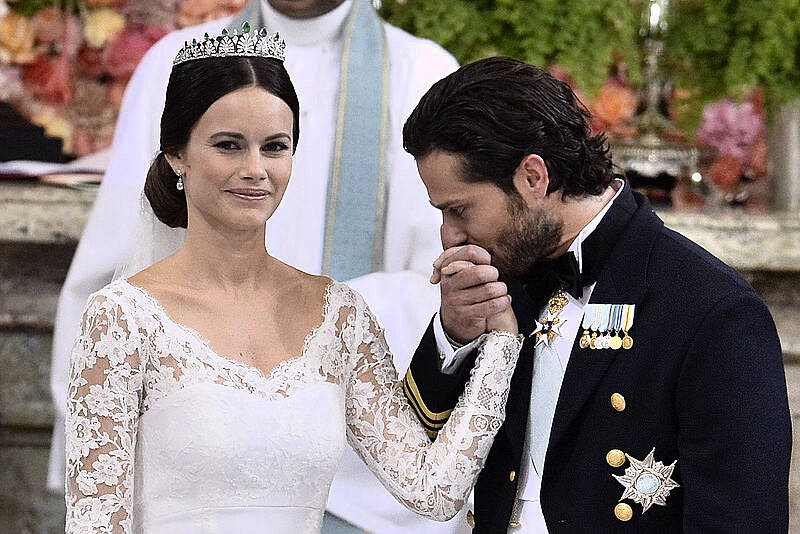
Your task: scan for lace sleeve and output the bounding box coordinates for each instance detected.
[340,287,522,521]
[65,291,145,534]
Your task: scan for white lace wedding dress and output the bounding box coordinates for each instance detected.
[65,279,522,533]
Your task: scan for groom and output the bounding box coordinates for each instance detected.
[401,57,792,532]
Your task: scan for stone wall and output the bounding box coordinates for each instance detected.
[1,182,798,533]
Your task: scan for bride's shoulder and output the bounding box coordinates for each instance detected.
[87,261,173,317]
[80,278,142,323]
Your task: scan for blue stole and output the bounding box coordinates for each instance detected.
[232,1,390,281]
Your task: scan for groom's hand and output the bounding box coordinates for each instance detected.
[431,245,514,343]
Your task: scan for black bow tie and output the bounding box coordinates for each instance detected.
[522,251,587,303]
[516,182,638,307]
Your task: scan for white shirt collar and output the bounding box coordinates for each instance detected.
[260,0,353,46]
[567,179,626,274]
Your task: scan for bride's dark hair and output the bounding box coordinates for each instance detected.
[145,56,300,228]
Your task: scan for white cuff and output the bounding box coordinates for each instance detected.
[433,312,484,375]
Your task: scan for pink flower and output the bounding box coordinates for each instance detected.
[22,55,72,104]
[103,25,171,79]
[77,45,106,77]
[31,8,66,46]
[696,99,763,163]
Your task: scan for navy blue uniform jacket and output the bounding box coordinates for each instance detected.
[403,186,792,533]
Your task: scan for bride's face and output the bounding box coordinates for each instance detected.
[170,86,294,232]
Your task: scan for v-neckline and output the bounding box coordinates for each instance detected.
[118,278,337,386]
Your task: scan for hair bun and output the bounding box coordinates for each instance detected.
[144,152,188,228]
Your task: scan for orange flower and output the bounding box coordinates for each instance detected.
[708,155,743,194]
[0,11,36,64]
[743,135,768,181]
[591,79,639,132]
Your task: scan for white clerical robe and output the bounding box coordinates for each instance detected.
[48,2,468,533]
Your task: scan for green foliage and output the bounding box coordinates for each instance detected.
[381,0,642,98]
[383,0,800,134]
[9,0,58,17]
[663,0,800,132]
[667,0,800,111]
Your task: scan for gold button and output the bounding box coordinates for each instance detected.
[606,449,626,467]
[509,470,516,482]
[611,393,626,412]
[509,521,522,529]
[467,510,475,528]
[614,503,633,521]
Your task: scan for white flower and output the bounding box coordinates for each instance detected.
[70,336,97,370]
[75,470,98,495]
[84,8,126,49]
[83,384,116,416]
[67,497,112,530]
[92,453,124,486]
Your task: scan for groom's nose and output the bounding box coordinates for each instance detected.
[441,222,467,249]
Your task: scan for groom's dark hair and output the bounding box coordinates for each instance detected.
[403,57,618,198]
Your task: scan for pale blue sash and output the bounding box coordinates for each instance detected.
[232,0,389,281]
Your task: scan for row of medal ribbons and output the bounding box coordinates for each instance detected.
[580,304,635,350]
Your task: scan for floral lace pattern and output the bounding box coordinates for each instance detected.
[65,279,522,532]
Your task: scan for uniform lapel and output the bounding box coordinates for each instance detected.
[502,280,540,461]
[544,190,664,468]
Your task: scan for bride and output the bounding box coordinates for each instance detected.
[64,24,521,533]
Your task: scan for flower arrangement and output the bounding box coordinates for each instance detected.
[381,0,800,210]
[0,0,245,156]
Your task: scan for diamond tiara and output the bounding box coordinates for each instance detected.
[172,22,286,66]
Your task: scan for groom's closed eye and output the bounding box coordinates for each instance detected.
[430,200,466,216]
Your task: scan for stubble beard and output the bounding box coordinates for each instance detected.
[488,193,563,280]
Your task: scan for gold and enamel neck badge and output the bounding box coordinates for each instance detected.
[530,291,570,348]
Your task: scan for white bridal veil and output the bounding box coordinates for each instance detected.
[112,194,186,280]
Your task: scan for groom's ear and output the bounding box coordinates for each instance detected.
[512,154,549,204]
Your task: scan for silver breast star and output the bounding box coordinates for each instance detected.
[529,314,565,348]
[613,448,680,513]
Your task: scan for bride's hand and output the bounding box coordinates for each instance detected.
[485,301,518,335]
[434,247,518,338]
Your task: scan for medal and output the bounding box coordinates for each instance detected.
[530,291,569,348]
[589,305,602,350]
[579,331,591,349]
[612,448,679,514]
[596,304,611,349]
[609,305,623,350]
[621,305,635,350]
[579,306,594,349]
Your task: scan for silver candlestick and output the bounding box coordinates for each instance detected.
[611,0,711,199]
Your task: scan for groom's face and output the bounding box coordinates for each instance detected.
[418,150,563,279]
